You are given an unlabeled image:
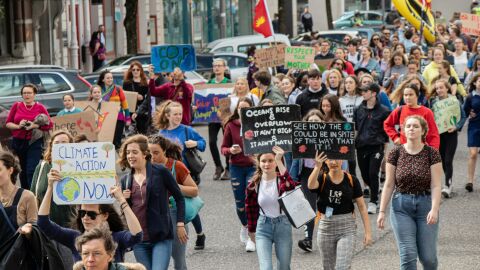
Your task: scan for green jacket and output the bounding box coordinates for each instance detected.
[262,85,286,105]
[31,161,77,227]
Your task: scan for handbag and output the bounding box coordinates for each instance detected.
[278,185,316,229]
[183,127,206,175]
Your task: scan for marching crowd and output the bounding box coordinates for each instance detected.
[1,11,480,270]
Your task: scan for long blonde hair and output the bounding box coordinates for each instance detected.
[153,100,183,130]
[232,77,250,96]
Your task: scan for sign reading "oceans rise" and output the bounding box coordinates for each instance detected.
[52,142,116,205]
[240,105,301,155]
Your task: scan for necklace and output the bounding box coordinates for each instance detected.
[23,102,35,111]
[0,185,15,206]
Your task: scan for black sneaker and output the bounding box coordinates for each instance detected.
[194,234,206,250]
[465,183,473,192]
[363,188,370,198]
[298,238,312,252]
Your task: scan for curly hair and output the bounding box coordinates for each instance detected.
[0,151,21,184]
[147,134,183,161]
[117,134,152,170]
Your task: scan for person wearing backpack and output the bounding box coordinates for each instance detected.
[307,151,372,270]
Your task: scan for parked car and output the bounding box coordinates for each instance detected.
[196,52,249,82]
[0,65,91,116]
[0,104,10,148]
[335,28,375,42]
[203,34,291,54]
[333,11,385,29]
[291,30,361,46]
[97,54,150,72]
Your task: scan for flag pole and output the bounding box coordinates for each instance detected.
[262,0,277,74]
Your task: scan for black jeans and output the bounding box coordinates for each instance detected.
[208,123,228,169]
[357,145,384,204]
[113,120,125,150]
[11,138,43,189]
[439,131,458,187]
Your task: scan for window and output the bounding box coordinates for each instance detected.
[214,46,234,53]
[367,13,382,21]
[0,74,23,97]
[26,73,71,93]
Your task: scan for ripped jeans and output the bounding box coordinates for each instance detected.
[229,164,256,226]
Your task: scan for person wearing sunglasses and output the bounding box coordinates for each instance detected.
[123,61,150,135]
[37,169,143,263]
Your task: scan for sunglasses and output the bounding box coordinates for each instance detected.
[79,210,101,220]
[132,68,141,71]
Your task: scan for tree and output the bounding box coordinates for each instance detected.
[102,143,114,158]
[54,160,67,171]
[326,0,333,30]
[124,0,138,54]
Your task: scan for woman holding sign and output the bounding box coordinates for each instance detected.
[245,146,296,270]
[307,152,372,270]
[37,170,143,263]
[427,79,466,198]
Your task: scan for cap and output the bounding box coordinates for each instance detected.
[354,67,371,76]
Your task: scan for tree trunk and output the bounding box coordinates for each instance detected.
[124,0,138,54]
[326,0,333,30]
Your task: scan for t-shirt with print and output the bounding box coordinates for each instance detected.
[387,145,441,194]
[311,172,363,215]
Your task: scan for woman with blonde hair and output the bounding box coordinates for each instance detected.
[229,77,259,112]
[325,69,343,96]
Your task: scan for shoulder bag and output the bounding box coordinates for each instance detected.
[183,127,206,175]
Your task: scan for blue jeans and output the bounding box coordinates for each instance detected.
[390,193,439,270]
[133,240,173,270]
[11,138,43,189]
[229,165,255,226]
[256,215,292,270]
[283,152,293,173]
[170,208,188,270]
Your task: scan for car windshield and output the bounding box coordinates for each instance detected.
[103,55,132,67]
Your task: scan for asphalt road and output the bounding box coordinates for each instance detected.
[125,125,480,270]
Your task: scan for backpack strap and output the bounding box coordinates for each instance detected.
[12,188,24,206]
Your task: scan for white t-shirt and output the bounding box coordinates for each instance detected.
[453,51,468,80]
[229,94,260,114]
[339,94,364,122]
[258,179,281,218]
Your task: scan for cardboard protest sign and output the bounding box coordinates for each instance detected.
[52,142,116,205]
[314,59,333,73]
[431,96,461,134]
[52,111,97,142]
[218,97,232,123]
[240,105,301,155]
[192,83,234,123]
[77,101,120,142]
[292,122,356,160]
[284,46,315,69]
[255,44,286,68]
[124,91,138,112]
[151,45,196,73]
[460,13,480,36]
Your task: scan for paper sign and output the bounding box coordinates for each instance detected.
[284,46,315,70]
[52,111,98,142]
[255,44,287,68]
[292,121,356,160]
[52,142,116,205]
[431,96,461,134]
[217,97,232,123]
[124,91,138,112]
[77,101,120,143]
[240,105,301,155]
[314,59,333,73]
[151,45,197,73]
[192,83,234,123]
[460,13,480,36]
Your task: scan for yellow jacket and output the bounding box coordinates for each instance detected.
[422,61,466,96]
[250,87,264,100]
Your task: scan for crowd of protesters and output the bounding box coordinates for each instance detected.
[1,7,480,270]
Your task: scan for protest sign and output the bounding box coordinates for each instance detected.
[314,59,334,73]
[77,101,120,142]
[52,142,116,205]
[292,121,356,160]
[284,46,315,69]
[420,58,431,74]
[460,13,480,36]
[52,111,97,142]
[255,44,286,68]
[151,44,196,73]
[217,97,232,123]
[124,91,138,112]
[240,105,301,155]
[431,96,461,134]
[192,83,234,123]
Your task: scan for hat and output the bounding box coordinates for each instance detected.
[361,82,381,93]
[354,67,371,76]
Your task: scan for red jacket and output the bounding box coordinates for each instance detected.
[245,171,296,233]
[383,105,440,149]
[149,79,193,125]
[221,119,255,167]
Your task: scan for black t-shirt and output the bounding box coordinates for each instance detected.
[311,172,363,215]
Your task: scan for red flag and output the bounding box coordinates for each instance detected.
[253,0,274,38]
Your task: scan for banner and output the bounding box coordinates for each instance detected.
[52,111,97,142]
[52,142,116,205]
[284,46,315,70]
[255,44,286,68]
[431,96,461,134]
[192,83,234,123]
[151,45,197,73]
[124,91,138,112]
[292,121,356,160]
[240,105,301,155]
[77,101,120,142]
[460,13,480,36]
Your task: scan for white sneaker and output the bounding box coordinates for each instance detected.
[442,186,452,198]
[367,202,377,214]
[240,226,248,243]
[246,237,256,252]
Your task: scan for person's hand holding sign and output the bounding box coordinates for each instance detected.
[47,169,62,187]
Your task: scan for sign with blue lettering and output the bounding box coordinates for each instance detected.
[52,142,116,205]
[151,45,197,73]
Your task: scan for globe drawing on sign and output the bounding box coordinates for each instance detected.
[56,177,80,202]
